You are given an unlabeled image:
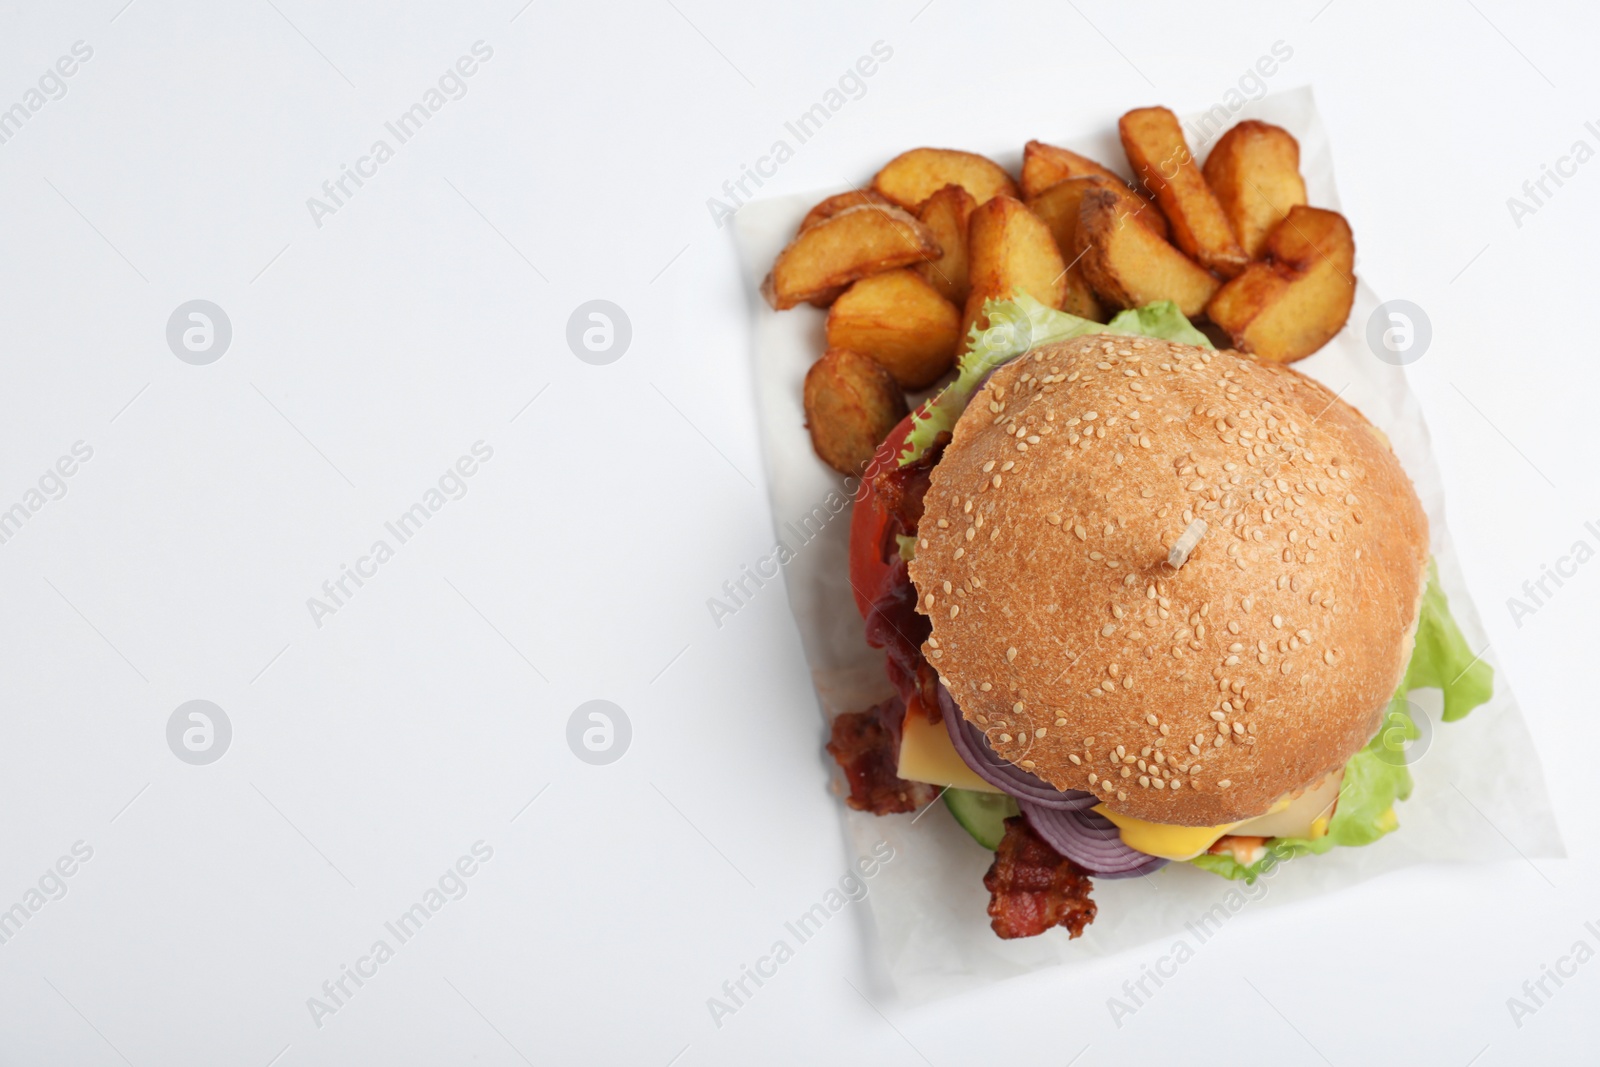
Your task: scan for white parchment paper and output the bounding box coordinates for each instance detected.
[732,86,1562,1005]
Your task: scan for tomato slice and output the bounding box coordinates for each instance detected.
[848,412,917,619]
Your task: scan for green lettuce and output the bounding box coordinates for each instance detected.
[1188,564,1493,882]
[1401,559,1493,722]
[1104,303,1214,348]
[898,295,1211,466]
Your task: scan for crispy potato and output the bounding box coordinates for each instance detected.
[825,269,961,390]
[1202,120,1308,259]
[1024,178,1105,321]
[1021,140,1131,197]
[1075,185,1219,318]
[1022,140,1169,240]
[963,194,1067,337]
[1206,205,1355,364]
[799,189,893,233]
[1119,106,1247,278]
[873,148,1018,211]
[763,204,942,310]
[803,348,909,474]
[914,184,976,307]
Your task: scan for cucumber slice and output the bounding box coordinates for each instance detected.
[944,788,1020,850]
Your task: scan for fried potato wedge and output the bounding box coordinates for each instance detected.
[1202,120,1308,260]
[914,184,976,307]
[803,348,909,474]
[1023,178,1105,321]
[873,148,1018,211]
[1021,140,1131,196]
[1020,141,1169,241]
[799,189,893,233]
[763,204,942,311]
[1206,205,1355,364]
[1119,106,1247,278]
[963,194,1067,337]
[1075,185,1219,318]
[826,269,961,390]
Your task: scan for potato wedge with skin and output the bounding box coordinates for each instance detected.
[763,204,942,310]
[1206,205,1355,364]
[1202,120,1309,259]
[799,189,893,233]
[1021,140,1136,197]
[826,269,961,390]
[963,194,1067,337]
[1075,185,1219,318]
[914,184,976,307]
[803,348,909,475]
[873,148,1018,211]
[1119,106,1247,278]
[1023,178,1105,321]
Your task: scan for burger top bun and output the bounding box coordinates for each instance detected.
[908,335,1427,826]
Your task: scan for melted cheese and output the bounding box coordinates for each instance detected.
[896,700,1001,794]
[1094,807,1246,860]
[1094,769,1346,861]
[894,703,1349,861]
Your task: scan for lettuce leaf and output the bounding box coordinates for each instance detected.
[1105,303,1214,348]
[897,295,1211,466]
[1399,559,1493,722]
[1188,565,1492,882]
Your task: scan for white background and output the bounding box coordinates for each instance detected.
[0,2,1593,1065]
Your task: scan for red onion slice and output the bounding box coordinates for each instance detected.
[1019,802,1169,878]
[938,686,1097,810]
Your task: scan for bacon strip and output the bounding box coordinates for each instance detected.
[869,433,949,539]
[984,816,1098,939]
[826,697,939,816]
[863,559,940,718]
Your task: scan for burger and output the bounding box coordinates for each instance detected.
[826,297,1492,940]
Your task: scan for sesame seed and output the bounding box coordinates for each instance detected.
[1218,779,1232,788]
[1088,773,1098,785]
[1117,790,1128,801]
[1210,711,1227,721]
[1006,647,1017,662]
[1074,524,1087,540]
[1069,754,1081,765]
[1101,624,1117,637]
[950,605,960,619]
[1035,727,1047,739]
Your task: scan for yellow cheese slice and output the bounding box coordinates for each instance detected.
[896,703,1347,862]
[1094,806,1245,861]
[896,705,1002,794]
[1094,769,1346,861]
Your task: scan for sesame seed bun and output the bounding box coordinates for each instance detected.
[908,335,1427,826]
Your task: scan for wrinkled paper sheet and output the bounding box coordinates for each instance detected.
[732,86,1562,1005]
